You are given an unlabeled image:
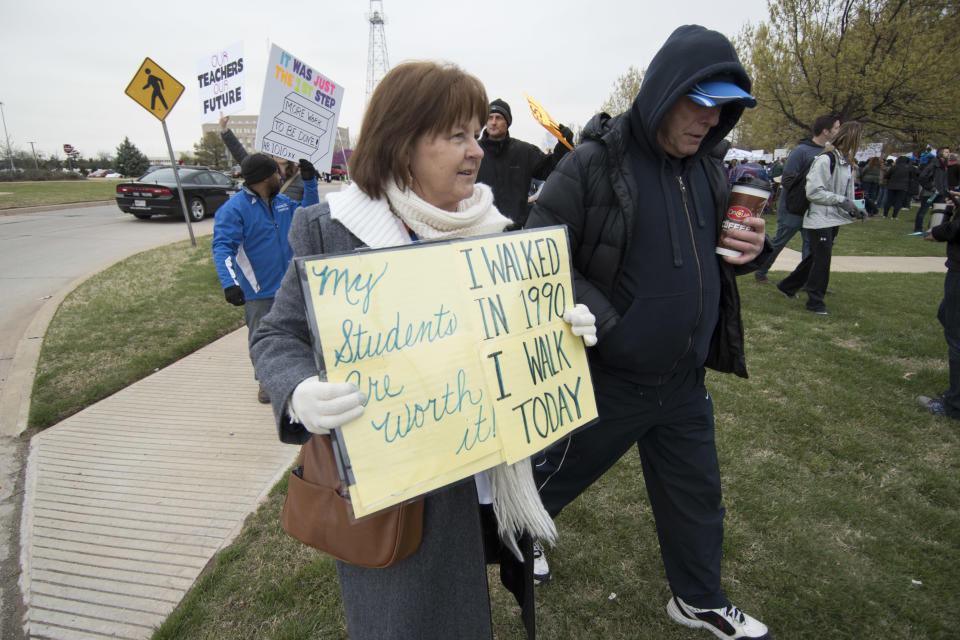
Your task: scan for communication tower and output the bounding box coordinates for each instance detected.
[366,1,390,106]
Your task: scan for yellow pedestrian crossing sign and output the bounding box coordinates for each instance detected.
[125,57,184,121]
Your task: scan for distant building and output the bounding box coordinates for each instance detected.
[146,153,193,167]
[201,115,258,160]
[200,116,350,165]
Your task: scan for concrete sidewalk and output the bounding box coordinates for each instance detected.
[770,247,946,274]
[16,330,296,639]
[7,246,946,639]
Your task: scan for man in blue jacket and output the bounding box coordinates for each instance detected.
[213,153,319,402]
[527,25,771,639]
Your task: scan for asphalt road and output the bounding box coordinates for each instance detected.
[0,182,343,639]
[0,182,345,422]
[0,202,215,639]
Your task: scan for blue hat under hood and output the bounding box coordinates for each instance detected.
[630,24,752,165]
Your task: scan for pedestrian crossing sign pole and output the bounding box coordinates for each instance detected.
[124,57,195,246]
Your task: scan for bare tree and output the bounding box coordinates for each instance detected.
[600,65,645,116]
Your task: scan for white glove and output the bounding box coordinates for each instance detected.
[563,304,597,347]
[288,377,367,434]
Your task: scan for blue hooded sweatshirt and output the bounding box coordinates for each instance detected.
[531,25,752,382]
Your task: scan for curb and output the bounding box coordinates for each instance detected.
[0,201,113,217]
[0,270,106,438]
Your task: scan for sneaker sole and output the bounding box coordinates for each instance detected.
[668,598,727,637]
[666,598,769,640]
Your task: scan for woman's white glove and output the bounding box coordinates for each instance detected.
[288,377,367,434]
[563,304,597,347]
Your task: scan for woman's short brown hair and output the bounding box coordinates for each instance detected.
[350,61,488,200]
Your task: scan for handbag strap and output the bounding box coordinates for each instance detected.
[301,434,348,494]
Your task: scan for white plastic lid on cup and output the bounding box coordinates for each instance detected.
[730,183,771,199]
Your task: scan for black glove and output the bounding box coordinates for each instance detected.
[555,124,574,154]
[839,199,865,219]
[298,158,317,181]
[224,285,245,306]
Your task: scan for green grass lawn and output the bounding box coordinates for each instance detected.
[29,235,244,430]
[767,202,944,257]
[0,179,123,209]
[28,206,958,639]
[151,271,959,640]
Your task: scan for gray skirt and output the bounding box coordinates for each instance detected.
[336,480,493,639]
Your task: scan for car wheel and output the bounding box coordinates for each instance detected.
[133,213,152,220]
[188,197,206,222]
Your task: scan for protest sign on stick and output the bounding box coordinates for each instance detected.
[255,44,345,173]
[525,93,573,150]
[296,227,598,517]
[197,42,245,123]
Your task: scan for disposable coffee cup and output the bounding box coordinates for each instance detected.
[716,182,771,257]
[929,202,947,230]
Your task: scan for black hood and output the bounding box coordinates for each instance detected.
[629,25,751,166]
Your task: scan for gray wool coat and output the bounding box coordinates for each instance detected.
[250,202,494,640]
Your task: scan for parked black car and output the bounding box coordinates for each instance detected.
[115,167,240,221]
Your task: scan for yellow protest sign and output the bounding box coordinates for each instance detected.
[525,93,573,150]
[125,57,185,121]
[297,227,598,517]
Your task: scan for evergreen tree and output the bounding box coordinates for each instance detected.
[193,131,228,169]
[113,137,149,177]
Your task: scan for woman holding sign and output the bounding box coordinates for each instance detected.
[251,61,596,639]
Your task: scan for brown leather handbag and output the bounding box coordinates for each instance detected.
[281,433,424,568]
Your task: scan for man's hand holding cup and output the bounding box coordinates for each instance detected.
[717,215,766,263]
[717,177,770,264]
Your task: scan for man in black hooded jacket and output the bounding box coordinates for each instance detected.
[527,25,771,639]
[477,98,572,230]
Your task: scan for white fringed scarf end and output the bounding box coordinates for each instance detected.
[488,458,557,561]
[328,178,555,559]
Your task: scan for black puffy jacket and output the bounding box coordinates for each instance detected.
[478,133,567,229]
[526,25,769,380]
[884,156,914,192]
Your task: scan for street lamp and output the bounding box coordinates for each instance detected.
[0,102,14,172]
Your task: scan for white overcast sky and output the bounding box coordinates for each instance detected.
[1,0,768,161]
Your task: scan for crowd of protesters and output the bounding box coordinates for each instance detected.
[203,18,960,636]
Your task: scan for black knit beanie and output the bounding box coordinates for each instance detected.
[241,153,280,185]
[489,99,512,127]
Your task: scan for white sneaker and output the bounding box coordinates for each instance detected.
[532,540,550,585]
[666,596,769,639]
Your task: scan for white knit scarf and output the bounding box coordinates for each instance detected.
[326,180,556,557]
[384,179,511,241]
